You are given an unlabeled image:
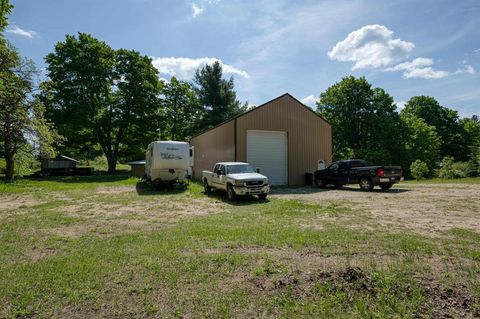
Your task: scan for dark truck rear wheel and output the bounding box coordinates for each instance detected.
[359,177,374,191]
[380,183,393,190]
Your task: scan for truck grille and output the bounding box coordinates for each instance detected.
[246,180,264,186]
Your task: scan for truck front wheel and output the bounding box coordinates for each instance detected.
[226,184,237,201]
[203,180,212,193]
[314,177,325,188]
[258,193,267,200]
[359,177,374,191]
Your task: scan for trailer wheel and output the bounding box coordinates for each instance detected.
[226,184,236,201]
[203,180,212,193]
[359,177,374,191]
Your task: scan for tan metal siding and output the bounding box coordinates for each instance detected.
[190,121,235,180]
[236,95,332,185]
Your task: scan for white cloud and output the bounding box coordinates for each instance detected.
[190,3,204,18]
[189,0,221,19]
[474,48,480,53]
[402,67,450,79]
[395,101,406,110]
[151,57,250,80]
[6,25,38,38]
[301,95,319,106]
[384,57,433,72]
[454,62,476,75]
[328,24,414,70]
[385,57,449,79]
[385,57,476,79]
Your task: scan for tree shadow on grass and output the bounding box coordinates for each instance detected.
[21,174,132,184]
[135,181,188,196]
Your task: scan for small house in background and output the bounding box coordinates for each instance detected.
[38,155,94,176]
[127,160,146,178]
[41,155,79,170]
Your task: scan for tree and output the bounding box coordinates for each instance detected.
[0,44,59,181]
[0,0,12,32]
[316,76,406,164]
[43,34,161,173]
[401,114,441,173]
[193,61,246,128]
[160,77,201,140]
[401,96,468,160]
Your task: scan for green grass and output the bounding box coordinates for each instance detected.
[0,177,479,318]
[404,177,480,184]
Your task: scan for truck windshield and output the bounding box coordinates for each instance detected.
[227,164,255,174]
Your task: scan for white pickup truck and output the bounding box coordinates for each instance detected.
[202,162,270,201]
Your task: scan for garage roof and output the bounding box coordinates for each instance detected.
[191,93,330,140]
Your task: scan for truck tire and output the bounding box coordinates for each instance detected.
[380,183,393,190]
[314,177,325,188]
[258,193,267,200]
[359,177,374,191]
[203,180,212,193]
[226,184,237,201]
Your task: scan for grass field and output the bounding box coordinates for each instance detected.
[1,177,479,318]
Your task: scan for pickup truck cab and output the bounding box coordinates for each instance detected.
[202,162,269,201]
[314,159,403,191]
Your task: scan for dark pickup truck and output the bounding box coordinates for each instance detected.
[313,159,403,191]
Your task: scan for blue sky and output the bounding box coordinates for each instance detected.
[5,0,480,117]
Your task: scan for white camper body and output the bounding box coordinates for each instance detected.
[145,141,191,188]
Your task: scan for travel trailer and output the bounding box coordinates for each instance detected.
[145,141,191,189]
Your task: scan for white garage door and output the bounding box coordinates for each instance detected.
[247,130,287,185]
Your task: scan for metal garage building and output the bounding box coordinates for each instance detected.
[190,93,332,186]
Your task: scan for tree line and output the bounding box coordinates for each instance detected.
[1,1,479,181]
[317,76,480,178]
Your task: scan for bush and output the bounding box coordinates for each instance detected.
[438,156,472,179]
[410,160,429,180]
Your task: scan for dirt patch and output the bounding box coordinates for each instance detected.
[95,186,136,194]
[272,183,480,235]
[247,266,479,318]
[0,195,43,212]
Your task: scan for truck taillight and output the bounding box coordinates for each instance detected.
[377,168,384,177]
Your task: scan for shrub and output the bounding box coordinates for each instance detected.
[438,156,472,179]
[410,160,429,180]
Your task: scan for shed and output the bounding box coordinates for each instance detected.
[41,155,79,170]
[127,160,146,178]
[190,93,332,185]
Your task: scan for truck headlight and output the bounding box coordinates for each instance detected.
[264,178,269,185]
[234,180,244,186]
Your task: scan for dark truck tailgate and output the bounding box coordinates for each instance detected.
[381,166,403,177]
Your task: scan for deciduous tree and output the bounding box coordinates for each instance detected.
[316,76,406,164]
[160,77,201,140]
[43,34,161,173]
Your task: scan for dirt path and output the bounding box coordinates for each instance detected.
[271,183,480,235]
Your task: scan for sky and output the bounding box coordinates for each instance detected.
[5,0,480,117]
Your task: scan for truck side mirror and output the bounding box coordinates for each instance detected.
[216,169,223,175]
[256,168,260,173]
